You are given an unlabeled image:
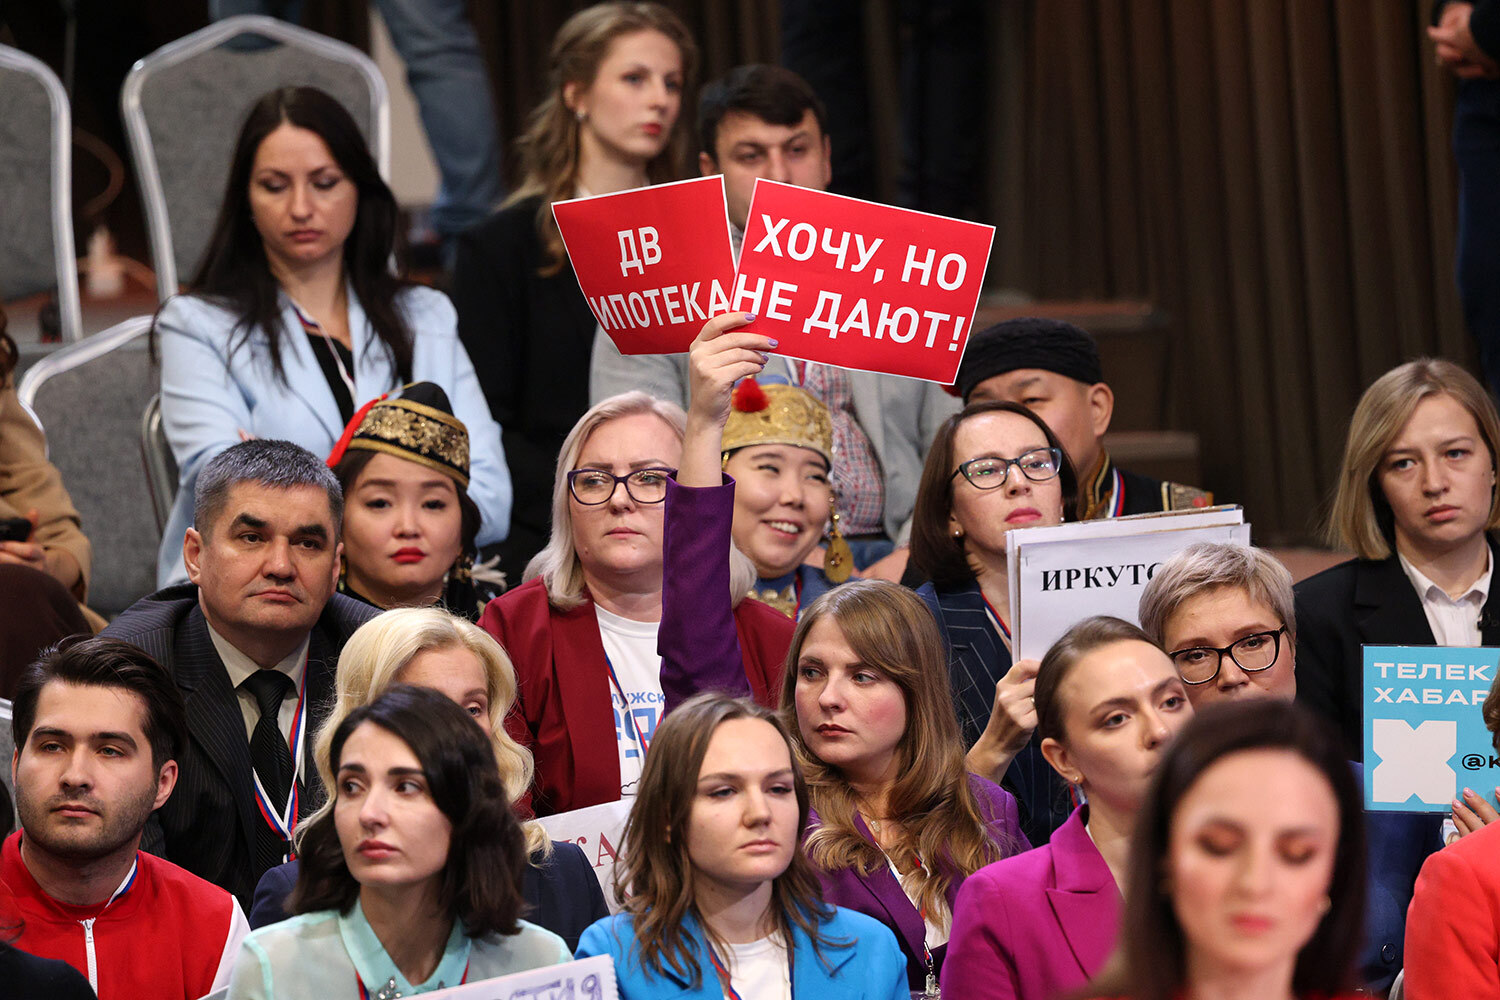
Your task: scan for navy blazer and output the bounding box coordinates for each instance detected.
[101,584,378,907]
[916,580,1072,845]
[248,840,608,952]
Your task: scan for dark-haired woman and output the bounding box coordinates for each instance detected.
[909,400,1076,845]
[453,2,695,577]
[328,382,495,619]
[0,307,97,691]
[943,617,1194,1000]
[575,692,907,999]
[227,685,570,997]
[1083,699,1367,1000]
[156,85,508,586]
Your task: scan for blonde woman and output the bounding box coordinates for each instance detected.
[453,2,697,576]
[480,391,792,816]
[246,607,607,949]
[782,580,1027,994]
[1295,359,1500,761]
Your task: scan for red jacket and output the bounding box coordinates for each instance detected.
[1405,818,1500,1000]
[0,831,248,1000]
[482,576,792,816]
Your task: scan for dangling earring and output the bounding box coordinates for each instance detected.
[575,108,587,123]
[824,494,853,583]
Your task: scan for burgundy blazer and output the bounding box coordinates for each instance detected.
[481,480,792,817]
[942,807,1120,1000]
[809,774,1028,989]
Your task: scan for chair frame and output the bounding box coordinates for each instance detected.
[18,314,155,414]
[140,392,176,534]
[120,15,391,303]
[0,44,82,342]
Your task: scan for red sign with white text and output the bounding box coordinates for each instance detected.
[735,180,995,384]
[552,176,737,355]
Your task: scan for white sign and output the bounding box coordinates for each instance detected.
[422,955,617,1000]
[537,799,632,913]
[1006,506,1250,661]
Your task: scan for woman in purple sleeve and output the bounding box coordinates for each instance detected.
[673,314,1028,995]
[941,616,1195,1000]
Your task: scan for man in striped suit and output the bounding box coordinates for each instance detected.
[102,440,377,906]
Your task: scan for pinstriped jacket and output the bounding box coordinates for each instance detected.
[915,580,1073,847]
[100,585,377,907]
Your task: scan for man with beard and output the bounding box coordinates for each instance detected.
[1,635,248,999]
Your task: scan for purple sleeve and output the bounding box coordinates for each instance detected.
[971,773,1031,854]
[659,476,751,713]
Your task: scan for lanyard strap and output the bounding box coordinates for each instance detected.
[251,667,308,845]
[356,960,469,999]
[290,298,357,401]
[604,654,652,757]
[979,594,1012,644]
[1107,468,1125,518]
[708,941,793,1000]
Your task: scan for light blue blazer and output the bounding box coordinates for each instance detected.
[575,907,908,1000]
[156,285,510,585]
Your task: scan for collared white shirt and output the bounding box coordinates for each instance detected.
[1399,549,1494,648]
[206,622,310,745]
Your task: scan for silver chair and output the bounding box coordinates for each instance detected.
[121,15,390,303]
[141,392,177,534]
[0,44,82,342]
[18,316,161,616]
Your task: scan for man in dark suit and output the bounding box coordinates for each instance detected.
[102,440,377,906]
[955,317,1212,518]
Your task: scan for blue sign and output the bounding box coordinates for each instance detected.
[1363,644,1500,813]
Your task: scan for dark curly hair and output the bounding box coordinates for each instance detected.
[290,684,526,936]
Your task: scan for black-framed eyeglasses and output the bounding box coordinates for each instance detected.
[566,467,677,505]
[1168,625,1288,686]
[950,448,1064,490]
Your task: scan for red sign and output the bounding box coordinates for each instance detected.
[553,176,737,355]
[735,180,995,384]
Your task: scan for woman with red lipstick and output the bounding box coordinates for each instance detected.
[226,685,572,998]
[480,391,792,816]
[1295,360,1500,772]
[908,401,1078,847]
[155,86,509,590]
[1082,699,1367,1000]
[943,616,1195,1000]
[576,691,908,1000]
[328,382,496,620]
[779,580,1028,995]
[453,3,696,580]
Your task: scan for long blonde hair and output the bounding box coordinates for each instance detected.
[304,607,549,856]
[779,581,1016,930]
[510,2,698,275]
[526,391,756,610]
[1326,358,1500,559]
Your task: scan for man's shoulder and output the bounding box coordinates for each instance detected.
[1115,466,1212,513]
[100,585,201,647]
[319,592,381,640]
[134,849,239,914]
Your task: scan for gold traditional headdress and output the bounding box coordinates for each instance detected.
[327,381,470,488]
[721,378,833,466]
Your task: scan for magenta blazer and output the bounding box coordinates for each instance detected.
[941,807,1121,1000]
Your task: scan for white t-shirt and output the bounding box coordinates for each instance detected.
[595,606,663,798]
[722,934,792,1000]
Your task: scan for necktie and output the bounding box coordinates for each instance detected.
[242,669,295,812]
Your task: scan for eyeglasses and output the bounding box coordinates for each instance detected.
[950,448,1064,490]
[1168,626,1288,686]
[566,467,677,505]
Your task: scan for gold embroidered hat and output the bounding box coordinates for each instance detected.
[722,378,834,466]
[327,381,470,488]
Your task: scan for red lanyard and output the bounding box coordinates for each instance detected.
[604,655,651,757]
[980,594,1012,643]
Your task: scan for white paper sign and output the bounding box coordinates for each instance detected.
[421,955,617,1000]
[1006,506,1250,661]
[537,799,632,913]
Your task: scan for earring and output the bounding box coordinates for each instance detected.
[575,109,587,123]
[825,496,853,584]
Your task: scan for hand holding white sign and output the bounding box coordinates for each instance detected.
[966,657,1040,783]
